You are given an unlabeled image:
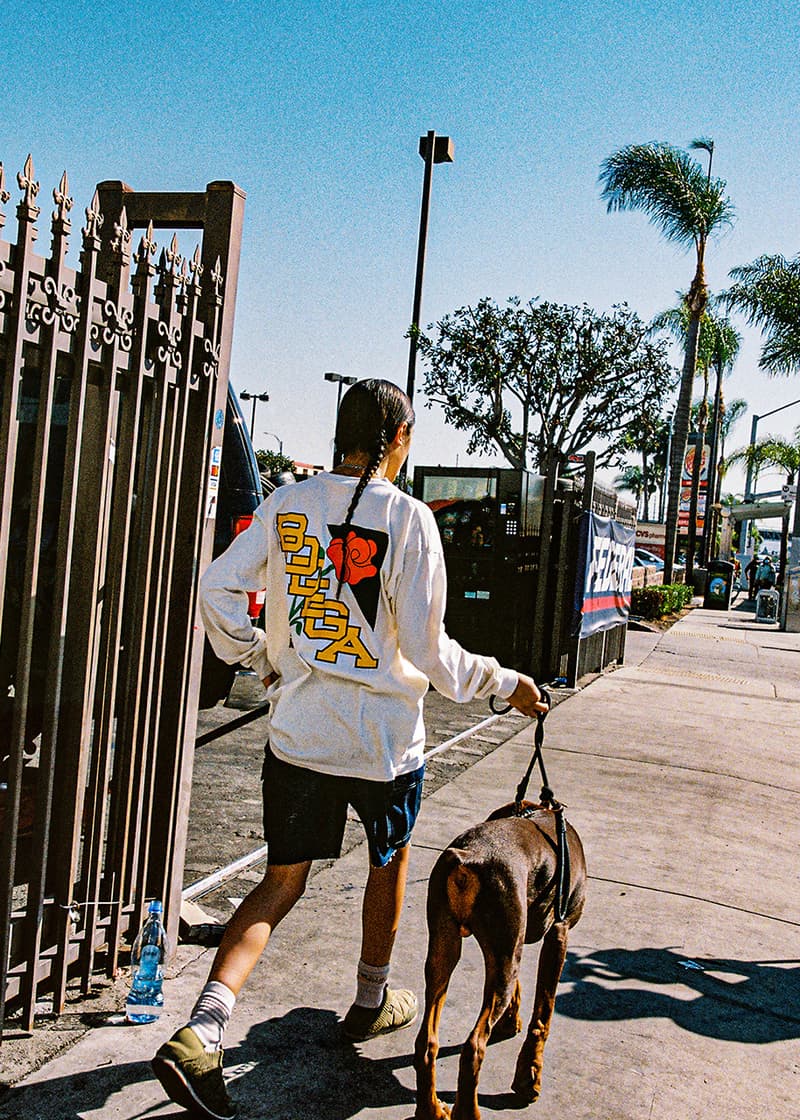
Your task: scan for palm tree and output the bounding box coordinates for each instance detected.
[708,396,747,557]
[724,254,800,375]
[701,315,741,562]
[718,397,747,465]
[613,465,658,520]
[616,409,672,522]
[725,429,800,583]
[599,139,735,582]
[650,301,740,575]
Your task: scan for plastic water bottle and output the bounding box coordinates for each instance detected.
[126,900,168,1024]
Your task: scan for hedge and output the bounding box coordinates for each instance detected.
[630,583,693,621]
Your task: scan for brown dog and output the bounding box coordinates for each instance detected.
[413,802,586,1119]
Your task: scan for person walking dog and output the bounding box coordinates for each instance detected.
[151,379,546,1119]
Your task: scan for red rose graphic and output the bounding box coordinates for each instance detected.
[326,531,378,586]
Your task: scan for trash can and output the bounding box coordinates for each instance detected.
[703,560,735,610]
[755,587,779,622]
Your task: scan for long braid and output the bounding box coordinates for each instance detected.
[335,430,387,598]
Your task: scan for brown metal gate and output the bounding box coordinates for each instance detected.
[0,157,245,1036]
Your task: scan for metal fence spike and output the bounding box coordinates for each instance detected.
[52,171,73,224]
[17,153,40,207]
[82,188,104,241]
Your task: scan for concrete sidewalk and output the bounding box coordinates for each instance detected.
[2,600,799,1119]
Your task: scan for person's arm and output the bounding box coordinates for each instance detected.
[199,505,275,683]
[393,509,546,713]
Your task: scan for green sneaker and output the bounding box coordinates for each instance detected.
[151,1026,237,1120]
[342,987,418,1041]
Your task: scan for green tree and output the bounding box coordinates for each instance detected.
[256,448,296,477]
[417,297,676,472]
[599,138,735,582]
[724,254,800,375]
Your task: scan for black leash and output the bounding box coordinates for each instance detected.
[195,702,271,748]
[490,684,571,922]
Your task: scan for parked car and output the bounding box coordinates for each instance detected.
[198,387,265,707]
[634,547,665,570]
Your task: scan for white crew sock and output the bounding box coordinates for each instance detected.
[354,960,390,1009]
[186,980,236,1052]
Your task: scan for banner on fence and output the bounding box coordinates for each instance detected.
[573,512,636,637]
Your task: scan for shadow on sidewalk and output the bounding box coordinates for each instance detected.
[0,1007,465,1120]
[558,947,800,1044]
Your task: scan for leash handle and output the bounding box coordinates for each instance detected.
[489,683,552,717]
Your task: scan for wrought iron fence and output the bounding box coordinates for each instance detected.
[0,156,244,1037]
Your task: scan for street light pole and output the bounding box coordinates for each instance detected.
[263,431,283,455]
[239,390,269,438]
[323,372,357,466]
[405,130,454,410]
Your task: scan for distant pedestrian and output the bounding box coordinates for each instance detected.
[151,378,547,1120]
[756,554,776,591]
[745,556,757,600]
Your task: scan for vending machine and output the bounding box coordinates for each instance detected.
[413,466,545,671]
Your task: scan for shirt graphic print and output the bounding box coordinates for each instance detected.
[277,511,388,668]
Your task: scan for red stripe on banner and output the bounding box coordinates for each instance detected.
[583,593,631,612]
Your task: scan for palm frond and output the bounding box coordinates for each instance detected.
[724,254,800,375]
[599,142,734,249]
[689,137,715,157]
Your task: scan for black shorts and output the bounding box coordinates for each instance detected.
[261,745,425,868]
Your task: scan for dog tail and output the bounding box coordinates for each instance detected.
[443,848,480,938]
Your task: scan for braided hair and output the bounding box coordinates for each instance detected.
[333,379,415,596]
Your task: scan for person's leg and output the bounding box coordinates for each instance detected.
[209,860,311,995]
[343,766,424,1040]
[359,843,410,968]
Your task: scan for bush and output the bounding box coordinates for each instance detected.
[630,583,692,621]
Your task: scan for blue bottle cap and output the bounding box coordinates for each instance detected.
[148,899,163,913]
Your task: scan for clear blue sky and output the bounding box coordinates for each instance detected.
[4,0,800,495]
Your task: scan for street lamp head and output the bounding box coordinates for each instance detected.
[324,372,357,386]
[419,133,454,164]
[240,390,270,402]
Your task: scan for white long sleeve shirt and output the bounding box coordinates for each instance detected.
[199,472,519,781]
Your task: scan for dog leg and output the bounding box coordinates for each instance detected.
[511,921,569,1102]
[414,920,463,1120]
[452,952,521,1120]
[489,977,522,1042]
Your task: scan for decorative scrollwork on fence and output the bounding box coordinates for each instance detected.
[26,275,81,333]
[202,335,220,380]
[91,299,134,351]
[157,319,182,370]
